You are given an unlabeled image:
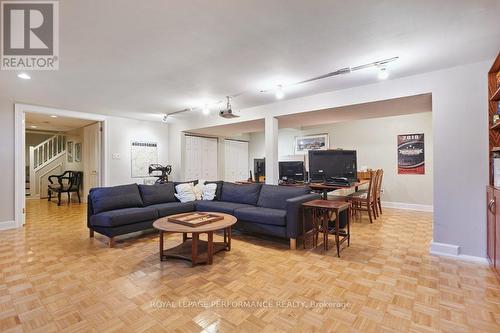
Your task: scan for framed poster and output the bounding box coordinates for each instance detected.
[67,141,73,163]
[74,143,81,162]
[294,134,329,155]
[131,141,158,178]
[398,133,425,174]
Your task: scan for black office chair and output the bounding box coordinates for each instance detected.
[48,171,83,206]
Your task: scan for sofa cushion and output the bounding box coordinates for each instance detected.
[90,207,158,227]
[234,207,287,227]
[204,180,223,200]
[174,183,196,202]
[201,183,217,200]
[195,200,253,215]
[149,202,195,217]
[220,182,262,205]
[90,184,143,214]
[138,183,176,206]
[257,185,310,210]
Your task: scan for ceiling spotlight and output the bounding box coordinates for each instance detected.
[275,85,285,99]
[50,115,58,118]
[161,114,168,123]
[17,73,31,80]
[378,67,389,80]
[202,105,210,115]
[30,125,37,128]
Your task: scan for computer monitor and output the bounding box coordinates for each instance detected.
[279,161,305,182]
[308,150,357,182]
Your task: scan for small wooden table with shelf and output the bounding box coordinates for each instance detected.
[153,212,237,266]
[302,199,351,257]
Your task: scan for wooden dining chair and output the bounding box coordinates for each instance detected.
[374,169,384,216]
[347,170,377,223]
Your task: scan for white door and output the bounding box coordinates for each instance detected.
[224,140,248,182]
[185,135,218,181]
[83,122,101,202]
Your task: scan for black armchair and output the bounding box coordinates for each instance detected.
[48,171,83,206]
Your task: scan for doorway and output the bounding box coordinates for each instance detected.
[15,104,108,227]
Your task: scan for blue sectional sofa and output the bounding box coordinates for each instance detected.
[87,181,319,248]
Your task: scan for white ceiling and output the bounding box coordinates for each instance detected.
[1,1,499,121]
[190,93,432,136]
[25,113,96,132]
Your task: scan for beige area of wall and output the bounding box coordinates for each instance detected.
[248,112,433,206]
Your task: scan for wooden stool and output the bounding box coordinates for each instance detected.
[302,199,351,257]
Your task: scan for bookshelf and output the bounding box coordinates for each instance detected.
[488,53,500,183]
[486,51,500,274]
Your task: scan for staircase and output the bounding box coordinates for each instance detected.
[27,134,66,197]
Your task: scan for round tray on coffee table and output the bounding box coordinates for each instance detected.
[153,212,237,266]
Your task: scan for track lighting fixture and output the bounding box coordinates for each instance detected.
[163,56,398,120]
[161,114,168,123]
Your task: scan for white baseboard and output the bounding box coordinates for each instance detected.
[382,201,433,212]
[429,241,488,264]
[0,220,17,231]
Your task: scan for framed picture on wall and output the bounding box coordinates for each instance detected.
[131,141,158,178]
[397,133,425,174]
[75,143,81,162]
[294,134,329,155]
[67,141,74,163]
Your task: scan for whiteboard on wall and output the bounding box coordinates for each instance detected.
[131,141,158,178]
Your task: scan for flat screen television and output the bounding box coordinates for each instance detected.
[308,150,357,182]
[279,161,305,182]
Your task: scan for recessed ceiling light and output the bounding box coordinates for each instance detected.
[378,67,389,80]
[275,85,285,99]
[202,105,210,115]
[50,115,58,118]
[30,125,37,128]
[17,73,31,80]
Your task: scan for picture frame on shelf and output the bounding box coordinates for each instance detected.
[294,134,329,155]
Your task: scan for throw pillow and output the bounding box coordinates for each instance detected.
[202,183,217,200]
[192,183,203,200]
[174,183,196,203]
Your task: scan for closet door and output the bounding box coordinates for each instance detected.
[185,135,218,181]
[224,140,248,182]
[204,138,218,180]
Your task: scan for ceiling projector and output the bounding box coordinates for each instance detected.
[219,96,240,118]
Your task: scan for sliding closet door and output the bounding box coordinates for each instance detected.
[185,135,218,181]
[224,140,249,182]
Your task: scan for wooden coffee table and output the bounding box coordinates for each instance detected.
[153,212,237,266]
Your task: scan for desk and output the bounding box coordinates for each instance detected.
[308,180,369,199]
[302,199,351,257]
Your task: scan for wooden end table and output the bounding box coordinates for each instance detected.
[302,199,351,257]
[153,212,237,266]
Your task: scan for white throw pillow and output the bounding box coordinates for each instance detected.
[202,183,217,200]
[192,183,203,200]
[174,183,196,202]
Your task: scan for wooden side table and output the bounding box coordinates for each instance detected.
[302,199,351,257]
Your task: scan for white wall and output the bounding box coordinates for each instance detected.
[106,117,169,185]
[169,60,490,258]
[0,96,15,226]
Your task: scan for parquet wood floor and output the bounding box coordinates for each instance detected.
[0,200,499,332]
